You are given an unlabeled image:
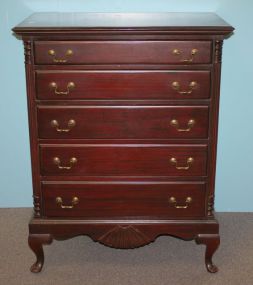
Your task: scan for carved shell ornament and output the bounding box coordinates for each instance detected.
[98,225,154,249]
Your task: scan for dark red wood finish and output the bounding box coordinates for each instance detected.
[13,12,234,274]
[37,106,209,139]
[36,70,211,100]
[34,40,212,65]
[40,144,207,176]
[42,182,206,218]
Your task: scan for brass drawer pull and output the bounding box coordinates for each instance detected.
[170,119,195,132]
[56,196,79,209]
[51,119,76,132]
[172,48,198,62]
[48,49,73,63]
[171,81,197,95]
[170,157,194,170]
[169,196,192,209]
[53,157,77,170]
[49,82,75,95]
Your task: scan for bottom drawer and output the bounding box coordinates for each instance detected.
[42,181,206,218]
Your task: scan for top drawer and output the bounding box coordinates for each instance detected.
[34,41,212,65]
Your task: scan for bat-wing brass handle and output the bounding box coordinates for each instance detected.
[172,48,198,62]
[169,197,192,209]
[49,82,75,95]
[171,81,198,95]
[170,157,194,170]
[48,49,73,63]
[56,196,79,209]
[51,119,76,132]
[170,119,195,132]
[53,157,77,170]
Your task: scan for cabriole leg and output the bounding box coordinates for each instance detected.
[28,234,53,273]
[195,234,220,273]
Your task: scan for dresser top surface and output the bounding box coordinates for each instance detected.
[13,12,233,34]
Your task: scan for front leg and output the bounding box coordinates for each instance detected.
[28,234,53,273]
[195,234,220,273]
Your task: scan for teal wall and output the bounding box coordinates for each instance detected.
[0,1,252,211]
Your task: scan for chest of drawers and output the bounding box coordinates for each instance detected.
[13,12,233,273]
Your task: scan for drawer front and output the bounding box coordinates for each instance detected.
[40,144,207,177]
[42,182,206,218]
[36,70,211,100]
[38,106,209,139]
[34,41,212,65]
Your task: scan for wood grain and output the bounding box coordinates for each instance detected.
[34,41,212,65]
[12,12,234,272]
[36,70,211,100]
[37,106,209,139]
[42,181,206,218]
[40,144,208,177]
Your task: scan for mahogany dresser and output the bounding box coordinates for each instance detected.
[13,12,233,273]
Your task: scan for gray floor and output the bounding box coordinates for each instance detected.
[0,209,252,285]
